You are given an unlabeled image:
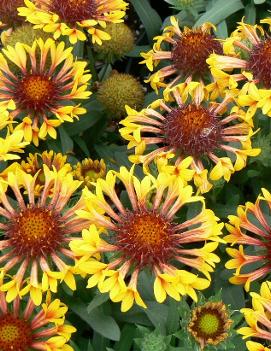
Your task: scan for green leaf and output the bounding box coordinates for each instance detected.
[144,301,168,330]
[59,126,74,153]
[87,293,109,313]
[115,325,135,351]
[245,3,256,24]
[69,299,121,341]
[194,0,244,27]
[130,0,162,42]
[216,20,228,39]
[254,0,266,4]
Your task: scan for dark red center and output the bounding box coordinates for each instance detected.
[0,314,32,351]
[15,74,58,114]
[163,104,221,157]
[48,0,98,24]
[6,206,65,257]
[247,37,271,88]
[171,29,223,77]
[114,209,177,268]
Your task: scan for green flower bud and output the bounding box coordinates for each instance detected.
[97,72,144,119]
[93,23,135,63]
[141,332,167,351]
[3,24,51,47]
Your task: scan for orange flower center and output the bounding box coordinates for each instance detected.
[0,0,25,27]
[0,314,32,351]
[6,206,65,257]
[164,104,221,157]
[115,210,177,267]
[248,38,271,88]
[16,74,57,113]
[171,29,222,77]
[23,76,52,102]
[48,0,98,24]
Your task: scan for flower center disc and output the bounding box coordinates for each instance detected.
[49,0,98,24]
[198,313,220,335]
[247,38,271,88]
[171,29,222,76]
[6,206,64,257]
[115,210,176,267]
[0,314,32,351]
[16,74,56,113]
[164,104,221,157]
[0,0,25,27]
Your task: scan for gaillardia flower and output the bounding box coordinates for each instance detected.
[71,166,223,312]
[188,301,232,349]
[0,292,75,351]
[0,166,89,305]
[18,150,72,194]
[225,188,271,291]
[18,0,128,44]
[140,16,222,93]
[119,82,260,193]
[0,38,91,146]
[73,158,106,188]
[207,20,271,118]
[239,281,271,351]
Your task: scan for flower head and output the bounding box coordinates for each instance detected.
[0,166,89,305]
[71,166,223,311]
[73,158,106,188]
[18,0,128,44]
[188,301,232,349]
[119,82,260,193]
[97,71,145,119]
[0,292,75,350]
[225,188,271,291]
[17,150,72,194]
[140,16,222,93]
[239,281,271,351]
[207,20,271,118]
[0,38,91,146]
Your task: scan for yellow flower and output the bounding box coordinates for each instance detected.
[120,82,260,193]
[239,281,271,350]
[140,16,222,92]
[0,166,90,304]
[0,291,75,350]
[225,190,271,290]
[207,19,271,118]
[73,158,106,188]
[71,166,223,311]
[0,38,91,146]
[19,0,128,44]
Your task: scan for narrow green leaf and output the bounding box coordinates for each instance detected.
[59,126,74,153]
[194,0,244,27]
[115,325,135,351]
[254,0,266,4]
[130,0,162,42]
[216,20,228,39]
[87,293,109,313]
[69,299,121,341]
[245,3,256,24]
